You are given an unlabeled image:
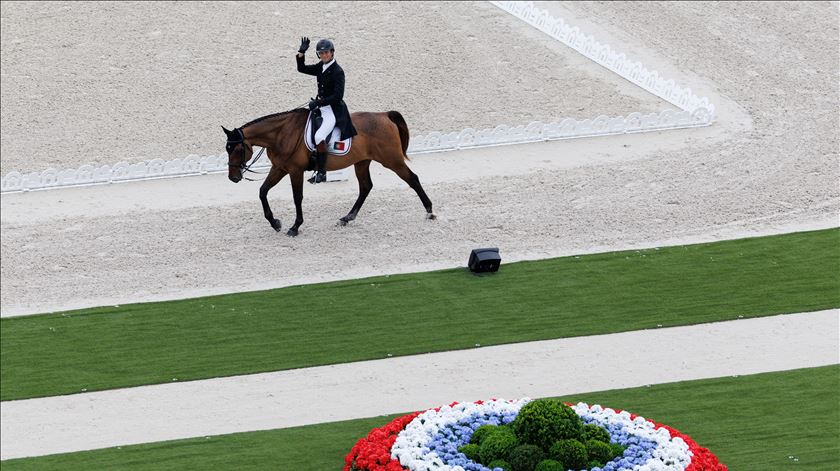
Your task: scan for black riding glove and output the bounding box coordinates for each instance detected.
[298,37,310,54]
[308,99,318,110]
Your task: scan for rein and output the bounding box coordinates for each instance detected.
[241,147,266,180]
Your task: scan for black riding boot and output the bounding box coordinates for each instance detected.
[308,143,328,184]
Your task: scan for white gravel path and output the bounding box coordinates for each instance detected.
[2,309,837,460]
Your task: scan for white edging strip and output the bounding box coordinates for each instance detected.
[0,107,712,194]
[0,1,715,194]
[490,1,716,116]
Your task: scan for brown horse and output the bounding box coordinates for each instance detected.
[223,109,435,236]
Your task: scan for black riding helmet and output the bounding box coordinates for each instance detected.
[316,39,335,54]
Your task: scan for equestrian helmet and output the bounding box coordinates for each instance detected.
[316,39,335,52]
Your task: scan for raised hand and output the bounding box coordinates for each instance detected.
[298,36,310,54]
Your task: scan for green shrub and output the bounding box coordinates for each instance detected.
[609,442,627,459]
[586,439,614,463]
[581,423,611,444]
[548,439,588,470]
[509,444,546,471]
[471,424,501,445]
[480,428,519,463]
[458,443,481,461]
[512,399,584,450]
[488,459,512,471]
[534,460,565,471]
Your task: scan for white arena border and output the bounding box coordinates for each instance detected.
[491,1,715,116]
[0,1,714,194]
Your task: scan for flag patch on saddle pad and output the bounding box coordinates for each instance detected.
[333,141,346,151]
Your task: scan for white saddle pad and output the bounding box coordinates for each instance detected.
[304,111,352,155]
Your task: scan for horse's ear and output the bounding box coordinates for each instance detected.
[222,126,232,136]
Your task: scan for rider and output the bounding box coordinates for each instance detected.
[296,36,358,184]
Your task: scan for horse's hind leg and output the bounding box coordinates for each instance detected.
[339,160,373,226]
[286,171,305,237]
[389,162,436,220]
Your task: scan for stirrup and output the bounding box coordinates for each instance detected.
[308,171,327,184]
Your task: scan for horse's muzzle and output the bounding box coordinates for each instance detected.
[229,173,242,183]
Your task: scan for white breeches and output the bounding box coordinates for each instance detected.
[314,105,336,145]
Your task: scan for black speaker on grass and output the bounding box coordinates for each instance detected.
[468,248,501,273]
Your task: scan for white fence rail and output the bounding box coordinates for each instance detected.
[0,1,715,194]
[0,108,713,193]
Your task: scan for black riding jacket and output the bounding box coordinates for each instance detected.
[296,55,358,140]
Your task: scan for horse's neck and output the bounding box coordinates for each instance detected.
[241,121,280,149]
[243,113,303,150]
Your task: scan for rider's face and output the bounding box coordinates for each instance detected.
[317,50,333,63]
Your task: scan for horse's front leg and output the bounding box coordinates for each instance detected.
[260,167,287,232]
[286,171,305,237]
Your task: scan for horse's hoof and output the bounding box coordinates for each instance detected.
[338,218,349,226]
[271,219,282,232]
[286,228,298,237]
[426,213,437,220]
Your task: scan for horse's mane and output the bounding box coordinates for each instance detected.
[241,108,307,129]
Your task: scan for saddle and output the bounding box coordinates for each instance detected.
[304,109,352,156]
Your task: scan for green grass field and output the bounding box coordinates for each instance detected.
[3,365,837,470]
[2,228,838,401]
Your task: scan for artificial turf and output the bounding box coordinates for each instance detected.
[2,228,838,401]
[3,365,837,470]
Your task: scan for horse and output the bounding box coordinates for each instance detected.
[223,108,435,237]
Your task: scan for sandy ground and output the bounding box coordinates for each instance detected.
[1,129,836,317]
[2,310,837,460]
[0,0,838,462]
[0,1,668,174]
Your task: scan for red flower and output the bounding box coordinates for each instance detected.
[346,401,727,471]
[343,411,421,471]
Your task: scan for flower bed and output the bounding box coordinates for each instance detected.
[345,398,726,471]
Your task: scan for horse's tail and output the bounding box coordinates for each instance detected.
[387,111,410,160]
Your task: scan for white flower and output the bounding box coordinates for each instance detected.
[392,399,696,471]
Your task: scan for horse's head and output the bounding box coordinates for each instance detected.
[222,126,253,183]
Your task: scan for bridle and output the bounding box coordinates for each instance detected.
[226,128,266,181]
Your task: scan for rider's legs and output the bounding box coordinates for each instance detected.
[310,105,336,184]
[313,105,336,145]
